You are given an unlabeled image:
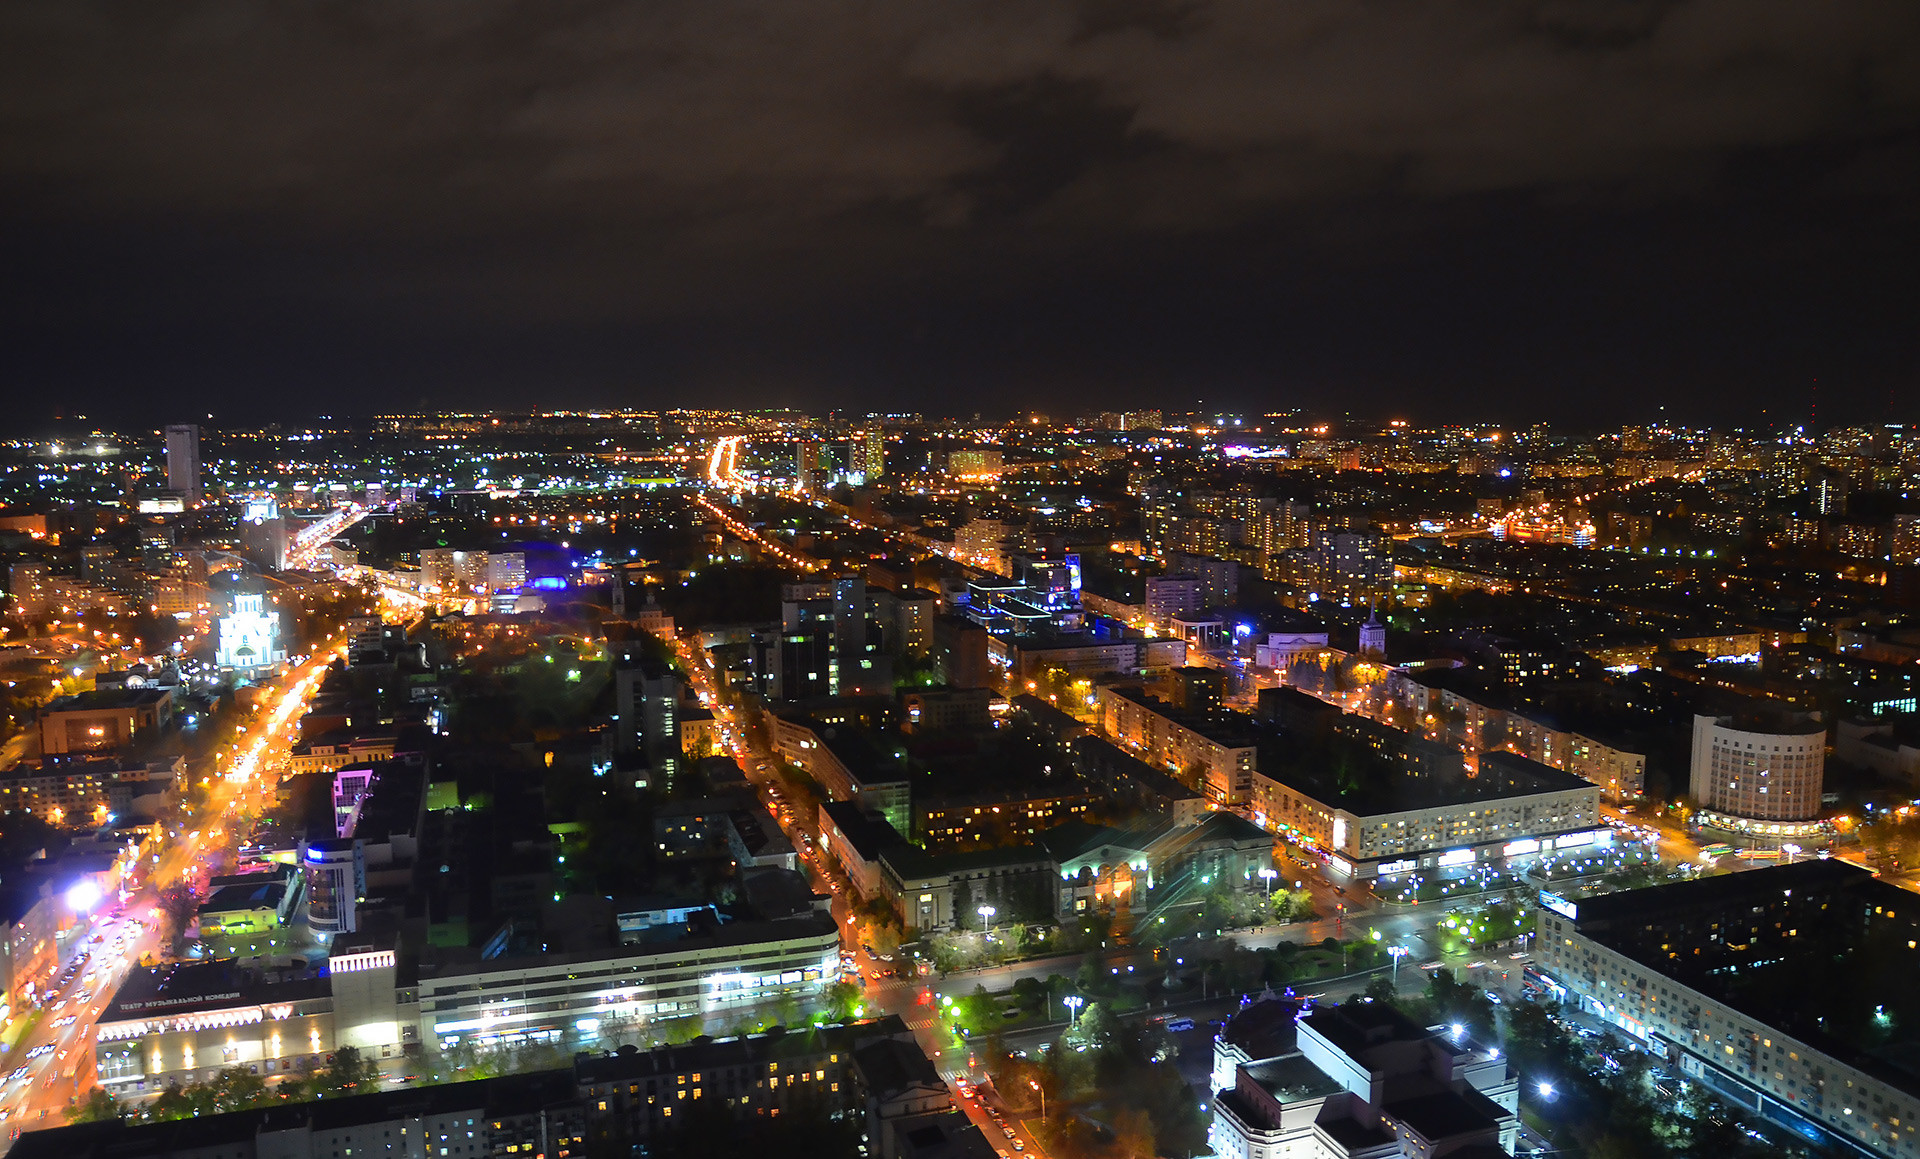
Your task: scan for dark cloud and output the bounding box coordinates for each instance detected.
[2,0,1918,423]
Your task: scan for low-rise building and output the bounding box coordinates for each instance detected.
[1071,736,1209,827]
[769,713,910,835]
[993,633,1187,681]
[418,913,843,1048]
[1250,748,1603,882]
[817,801,902,901]
[45,1017,932,1159]
[1040,813,1275,919]
[95,915,846,1095]
[1207,999,1517,1159]
[36,687,175,755]
[1096,685,1258,805]
[913,785,1097,851]
[1837,715,1920,785]
[0,885,57,1016]
[899,687,993,734]
[1535,860,1920,1159]
[195,865,305,958]
[876,843,1057,933]
[0,754,181,826]
[288,730,400,776]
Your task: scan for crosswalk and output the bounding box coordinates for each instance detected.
[905,1016,936,1031]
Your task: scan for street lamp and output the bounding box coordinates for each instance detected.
[977,905,995,935]
[1258,868,1277,897]
[1029,1078,1046,1120]
[1063,995,1084,1024]
[1387,945,1411,981]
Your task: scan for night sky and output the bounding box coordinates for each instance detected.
[4,0,1920,428]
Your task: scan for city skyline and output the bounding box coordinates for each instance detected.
[5,3,1920,1156]
[1,406,1919,1158]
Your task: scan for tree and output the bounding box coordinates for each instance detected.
[952,877,975,931]
[66,1087,123,1124]
[1064,1001,1117,1052]
[209,1065,273,1112]
[156,883,200,940]
[311,1046,381,1098]
[148,1081,209,1121]
[1011,976,1048,1012]
[822,980,864,1023]
[1364,975,1399,1005]
[868,921,902,958]
[1272,887,1313,922]
[1111,1106,1157,1159]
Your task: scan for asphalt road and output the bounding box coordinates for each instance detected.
[3,640,344,1141]
[667,623,1545,1159]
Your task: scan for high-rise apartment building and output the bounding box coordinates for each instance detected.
[947,448,1003,479]
[8,563,50,616]
[853,428,885,480]
[1689,711,1827,829]
[1096,410,1162,431]
[421,548,495,595]
[613,644,681,788]
[932,615,991,690]
[796,441,824,492]
[240,499,289,571]
[771,575,887,698]
[485,551,526,592]
[1174,552,1240,608]
[954,517,1011,572]
[1144,574,1203,622]
[164,423,202,502]
[1893,514,1920,566]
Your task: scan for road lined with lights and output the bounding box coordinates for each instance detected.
[0,638,346,1137]
[285,505,369,570]
[651,612,1529,1159]
[692,492,823,572]
[705,436,747,489]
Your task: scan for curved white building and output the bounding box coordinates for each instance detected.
[1689,712,1826,824]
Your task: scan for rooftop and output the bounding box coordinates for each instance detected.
[1302,1002,1433,1062]
[1244,1053,1344,1103]
[819,799,903,861]
[853,1034,944,1094]
[1222,995,1304,1059]
[1386,1088,1502,1142]
[1565,860,1920,1096]
[1261,736,1591,818]
[42,687,172,713]
[197,879,286,915]
[100,960,329,1023]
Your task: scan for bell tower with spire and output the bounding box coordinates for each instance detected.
[1358,604,1386,658]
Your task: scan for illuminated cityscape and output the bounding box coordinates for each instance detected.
[3,3,1920,1157]
[0,411,1910,1159]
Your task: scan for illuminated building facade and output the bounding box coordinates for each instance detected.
[1249,750,1603,881]
[36,687,176,755]
[95,918,844,1094]
[216,591,286,671]
[416,915,841,1050]
[1537,861,1920,1159]
[1689,711,1827,829]
[1095,685,1258,805]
